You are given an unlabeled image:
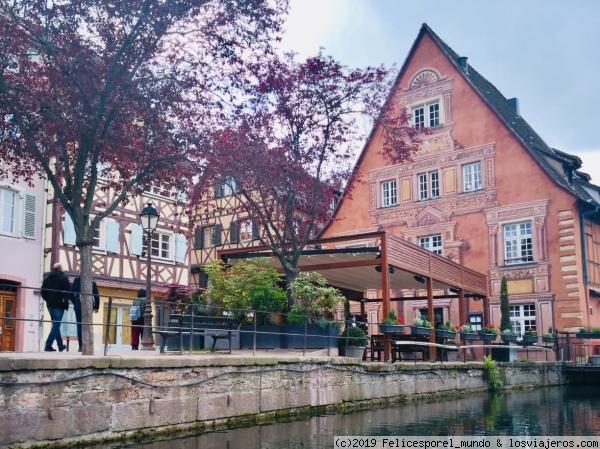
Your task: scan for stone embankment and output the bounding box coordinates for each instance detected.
[0,351,564,448]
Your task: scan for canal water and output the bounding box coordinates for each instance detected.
[93,386,600,449]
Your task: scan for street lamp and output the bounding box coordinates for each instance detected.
[139,202,160,350]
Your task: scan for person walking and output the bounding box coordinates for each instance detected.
[41,263,71,352]
[130,289,146,350]
[66,275,100,352]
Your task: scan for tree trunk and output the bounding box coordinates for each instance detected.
[78,243,95,355]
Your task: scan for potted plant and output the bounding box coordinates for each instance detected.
[576,327,600,339]
[435,321,457,340]
[379,310,404,334]
[459,323,477,341]
[522,328,538,346]
[411,315,433,337]
[479,324,498,342]
[500,328,518,343]
[339,326,368,359]
[542,327,557,343]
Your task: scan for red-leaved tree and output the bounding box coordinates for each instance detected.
[195,53,421,310]
[0,0,287,354]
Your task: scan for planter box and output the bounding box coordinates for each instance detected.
[522,335,538,346]
[501,334,518,343]
[435,329,456,340]
[239,325,282,349]
[576,332,600,339]
[542,335,557,344]
[339,345,365,359]
[379,324,404,334]
[589,355,600,366]
[491,345,518,362]
[460,332,477,341]
[411,326,432,337]
[479,333,498,342]
[281,323,339,349]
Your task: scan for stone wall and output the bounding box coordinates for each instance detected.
[0,355,565,448]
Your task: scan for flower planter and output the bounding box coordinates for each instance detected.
[589,355,600,366]
[501,334,518,343]
[522,335,538,346]
[576,332,599,339]
[411,326,432,337]
[542,335,557,344]
[240,325,282,349]
[460,332,477,341]
[379,324,404,334]
[435,329,456,340]
[281,323,339,349]
[340,345,366,359]
[479,333,498,342]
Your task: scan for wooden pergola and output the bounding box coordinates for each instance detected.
[218,231,488,360]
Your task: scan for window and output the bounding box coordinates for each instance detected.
[0,187,16,234]
[144,230,171,259]
[504,221,533,265]
[419,234,442,255]
[510,304,536,336]
[381,180,397,207]
[463,162,482,192]
[215,176,237,198]
[92,220,103,249]
[468,312,483,332]
[203,226,216,248]
[418,171,440,200]
[413,101,440,128]
[239,220,253,242]
[419,307,443,329]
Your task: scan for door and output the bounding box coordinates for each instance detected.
[102,305,133,350]
[0,289,16,351]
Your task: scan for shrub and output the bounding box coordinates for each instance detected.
[340,326,368,347]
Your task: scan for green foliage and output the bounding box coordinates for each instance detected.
[382,309,403,325]
[340,326,368,347]
[499,276,512,332]
[287,305,310,325]
[481,324,498,335]
[203,259,286,323]
[288,272,346,322]
[438,321,457,332]
[460,323,473,333]
[483,355,503,392]
[413,316,433,328]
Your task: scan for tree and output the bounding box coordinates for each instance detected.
[499,276,511,332]
[0,0,287,354]
[196,53,421,309]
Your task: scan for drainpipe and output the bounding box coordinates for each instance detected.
[579,201,599,327]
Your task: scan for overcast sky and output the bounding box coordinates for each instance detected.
[280,0,600,183]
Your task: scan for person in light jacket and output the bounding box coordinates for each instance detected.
[130,289,146,350]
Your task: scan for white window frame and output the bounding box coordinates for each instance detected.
[381,180,397,208]
[418,171,440,200]
[222,176,237,197]
[509,304,536,336]
[239,220,253,243]
[144,229,173,261]
[418,234,443,255]
[503,221,533,265]
[0,186,17,236]
[203,226,216,248]
[91,218,106,251]
[412,100,441,129]
[463,162,482,192]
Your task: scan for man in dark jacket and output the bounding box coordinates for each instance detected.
[66,275,100,352]
[41,263,71,352]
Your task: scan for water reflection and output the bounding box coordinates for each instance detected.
[95,386,600,449]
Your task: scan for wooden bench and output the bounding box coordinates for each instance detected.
[154,314,240,354]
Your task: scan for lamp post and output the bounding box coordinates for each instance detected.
[139,202,160,350]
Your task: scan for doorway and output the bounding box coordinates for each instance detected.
[0,286,16,351]
[102,305,133,350]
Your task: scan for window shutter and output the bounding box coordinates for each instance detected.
[194,228,203,249]
[175,234,187,264]
[22,192,36,239]
[106,219,120,253]
[252,219,259,241]
[63,213,76,246]
[230,222,238,244]
[130,224,143,256]
[214,182,223,199]
[214,224,222,246]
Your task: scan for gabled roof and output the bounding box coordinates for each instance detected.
[421,23,593,203]
[323,23,596,235]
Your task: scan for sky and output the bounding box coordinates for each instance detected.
[280,0,600,183]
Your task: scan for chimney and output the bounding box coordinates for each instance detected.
[457,56,469,74]
[507,97,520,116]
